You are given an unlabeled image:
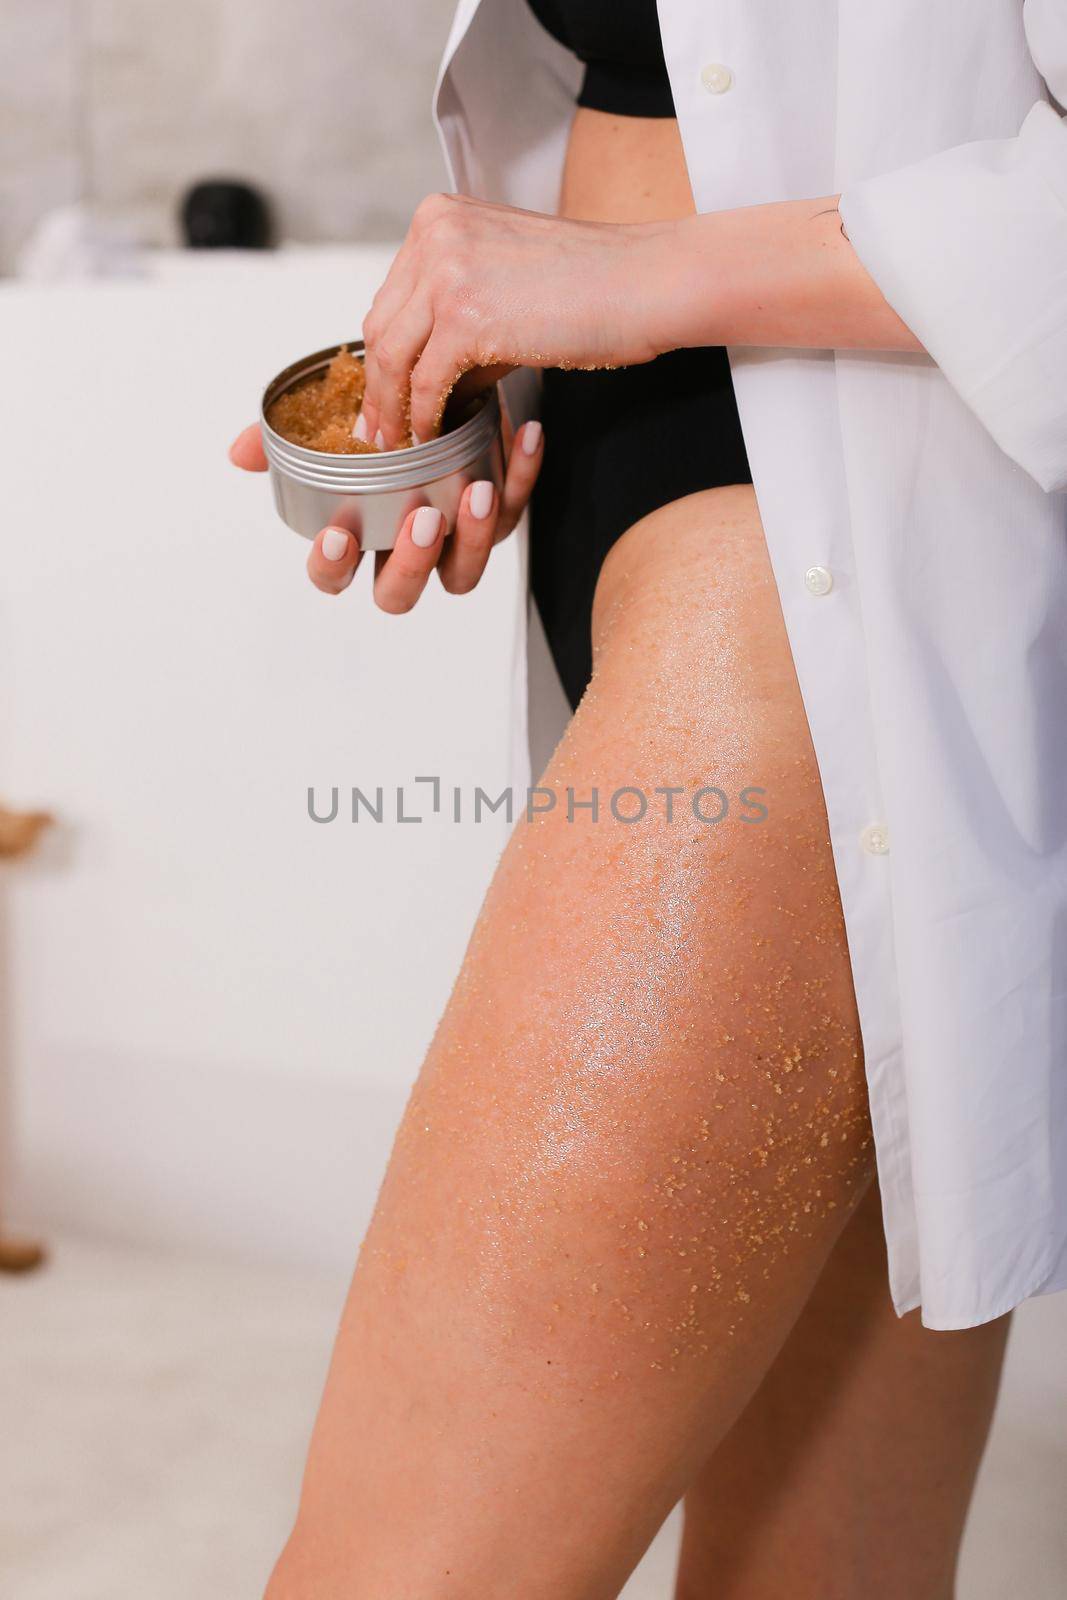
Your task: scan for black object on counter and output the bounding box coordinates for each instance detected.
[179,180,272,249]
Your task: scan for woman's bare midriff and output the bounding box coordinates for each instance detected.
[558,108,696,224]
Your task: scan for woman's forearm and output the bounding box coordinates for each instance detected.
[653,196,925,356]
[353,190,924,447]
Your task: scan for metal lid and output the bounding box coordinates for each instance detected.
[260,339,501,493]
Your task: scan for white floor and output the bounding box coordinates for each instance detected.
[1,1234,1064,1599]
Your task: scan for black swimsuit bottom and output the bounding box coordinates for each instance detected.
[525,0,754,711]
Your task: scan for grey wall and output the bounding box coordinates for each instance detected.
[0,0,452,272]
[1,2,84,273]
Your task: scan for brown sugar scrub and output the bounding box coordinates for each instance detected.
[265,346,412,454]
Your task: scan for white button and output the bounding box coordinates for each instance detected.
[700,62,734,95]
[860,823,890,856]
[804,564,834,596]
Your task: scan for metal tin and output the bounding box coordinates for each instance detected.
[260,339,504,550]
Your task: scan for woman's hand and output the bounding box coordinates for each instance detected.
[360,192,676,447]
[357,192,923,449]
[228,190,678,606]
[228,412,544,611]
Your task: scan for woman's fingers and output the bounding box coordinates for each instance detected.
[437,419,545,593]
[232,388,542,608]
[437,480,499,595]
[306,525,364,595]
[496,420,544,541]
[367,296,436,450]
[409,332,467,449]
[372,505,446,613]
[307,427,539,608]
[229,423,269,472]
[360,236,425,445]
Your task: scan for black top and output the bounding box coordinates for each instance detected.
[526,0,675,118]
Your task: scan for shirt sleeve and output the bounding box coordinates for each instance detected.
[837,0,1067,493]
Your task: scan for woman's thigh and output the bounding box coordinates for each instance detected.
[270,485,874,1600]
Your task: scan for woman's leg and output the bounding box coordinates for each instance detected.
[675,1179,1011,1600]
[267,485,875,1600]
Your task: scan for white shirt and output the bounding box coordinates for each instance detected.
[432,0,1067,1330]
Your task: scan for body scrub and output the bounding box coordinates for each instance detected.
[259,338,503,548]
[265,346,404,454]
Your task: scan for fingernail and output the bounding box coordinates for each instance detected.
[411,429,422,447]
[469,480,494,519]
[411,507,443,548]
[374,428,387,451]
[521,420,543,456]
[352,411,369,442]
[322,527,350,561]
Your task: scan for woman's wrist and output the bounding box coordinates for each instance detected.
[641,197,924,356]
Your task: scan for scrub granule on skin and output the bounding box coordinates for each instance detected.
[266,346,404,453]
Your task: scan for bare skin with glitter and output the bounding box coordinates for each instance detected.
[265,486,876,1600]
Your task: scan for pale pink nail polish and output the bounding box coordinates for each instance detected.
[469,480,494,519]
[521,420,543,456]
[374,428,386,451]
[322,527,349,561]
[411,507,443,548]
[352,411,369,443]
